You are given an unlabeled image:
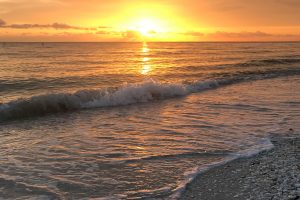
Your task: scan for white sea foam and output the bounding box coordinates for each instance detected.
[0,69,297,122]
[169,137,274,200]
[82,80,188,108]
[0,79,225,121]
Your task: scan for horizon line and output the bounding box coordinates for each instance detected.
[1,41,300,43]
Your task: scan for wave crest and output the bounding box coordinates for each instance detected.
[0,68,299,122]
[238,58,300,67]
[0,80,190,122]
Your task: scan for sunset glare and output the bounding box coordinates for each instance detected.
[136,19,159,37]
[1,0,300,42]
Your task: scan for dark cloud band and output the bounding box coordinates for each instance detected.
[0,19,109,30]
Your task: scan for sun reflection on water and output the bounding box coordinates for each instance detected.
[140,42,152,75]
[142,42,149,53]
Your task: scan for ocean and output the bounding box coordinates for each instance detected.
[0,42,299,199]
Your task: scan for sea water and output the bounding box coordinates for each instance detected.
[0,42,299,199]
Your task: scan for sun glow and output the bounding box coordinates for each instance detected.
[108,2,198,41]
[136,19,159,36]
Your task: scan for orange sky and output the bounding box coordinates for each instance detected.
[0,0,300,42]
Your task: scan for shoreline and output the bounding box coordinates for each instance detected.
[178,133,300,200]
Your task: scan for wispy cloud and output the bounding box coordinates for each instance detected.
[210,31,272,38]
[95,29,143,40]
[96,30,110,35]
[0,18,6,26]
[0,19,109,30]
[183,31,271,38]
[122,30,142,41]
[181,30,300,41]
[183,31,204,36]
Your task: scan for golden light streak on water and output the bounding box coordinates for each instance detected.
[140,42,152,75]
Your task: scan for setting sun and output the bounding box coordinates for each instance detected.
[136,19,159,36]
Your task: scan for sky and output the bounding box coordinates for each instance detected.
[0,0,300,42]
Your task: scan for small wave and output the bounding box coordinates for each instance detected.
[208,103,272,112]
[165,57,300,72]
[0,176,63,199]
[0,69,298,122]
[120,150,232,164]
[238,58,300,67]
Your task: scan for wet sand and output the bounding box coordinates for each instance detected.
[179,133,300,200]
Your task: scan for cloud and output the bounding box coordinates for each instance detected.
[182,31,272,38]
[0,19,108,30]
[122,30,142,41]
[180,30,300,41]
[51,23,76,29]
[0,30,139,42]
[147,30,157,35]
[96,30,109,35]
[0,18,6,26]
[210,31,272,38]
[183,31,204,36]
[7,23,48,29]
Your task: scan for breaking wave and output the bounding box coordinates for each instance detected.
[0,69,299,122]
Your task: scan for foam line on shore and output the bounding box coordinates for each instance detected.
[169,137,274,200]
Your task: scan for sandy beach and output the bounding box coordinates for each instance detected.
[179,132,300,200]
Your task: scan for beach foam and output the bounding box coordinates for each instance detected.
[168,136,274,199]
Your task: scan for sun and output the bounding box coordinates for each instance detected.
[136,19,159,37]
